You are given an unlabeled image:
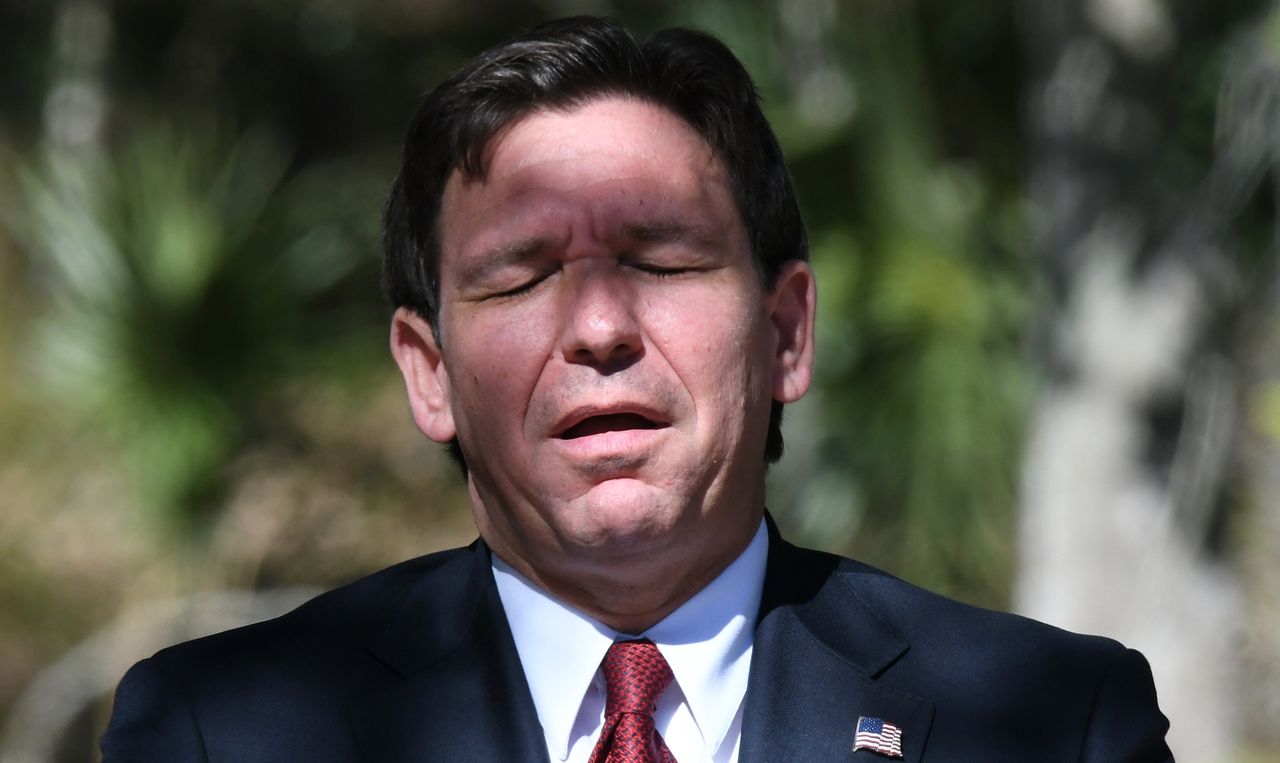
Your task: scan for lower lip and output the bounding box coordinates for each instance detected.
[553,426,668,460]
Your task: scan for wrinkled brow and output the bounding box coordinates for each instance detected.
[456,235,554,285]
[455,219,718,286]
[623,220,716,249]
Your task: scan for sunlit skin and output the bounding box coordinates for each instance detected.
[391,97,815,633]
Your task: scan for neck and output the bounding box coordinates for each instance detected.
[486,512,762,634]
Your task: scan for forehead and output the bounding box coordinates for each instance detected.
[473,96,721,185]
[436,97,741,271]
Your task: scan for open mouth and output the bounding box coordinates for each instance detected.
[558,413,665,439]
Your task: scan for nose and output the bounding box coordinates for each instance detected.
[559,268,643,372]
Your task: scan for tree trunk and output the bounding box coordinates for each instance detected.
[1016,0,1280,758]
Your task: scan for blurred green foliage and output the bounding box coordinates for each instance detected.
[12,125,384,533]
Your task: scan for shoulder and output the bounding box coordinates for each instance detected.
[782,540,1128,666]
[773,543,1172,761]
[102,544,482,760]
[147,543,478,673]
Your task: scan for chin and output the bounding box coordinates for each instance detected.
[569,479,686,547]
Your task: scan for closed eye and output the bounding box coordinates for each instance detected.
[636,265,686,277]
[485,269,556,300]
[628,261,702,278]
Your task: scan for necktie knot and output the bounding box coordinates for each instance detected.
[589,639,677,763]
[601,639,673,717]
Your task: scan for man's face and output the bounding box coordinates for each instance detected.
[392,97,814,609]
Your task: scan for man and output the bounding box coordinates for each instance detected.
[102,16,1173,762]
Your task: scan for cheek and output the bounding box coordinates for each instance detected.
[446,307,556,431]
[647,286,769,403]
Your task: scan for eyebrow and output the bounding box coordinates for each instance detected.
[456,218,716,286]
[457,235,553,285]
[623,220,714,249]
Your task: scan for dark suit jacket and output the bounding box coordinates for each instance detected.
[101,525,1173,761]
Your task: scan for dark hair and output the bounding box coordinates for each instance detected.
[383,16,808,471]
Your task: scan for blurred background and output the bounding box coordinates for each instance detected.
[0,0,1277,760]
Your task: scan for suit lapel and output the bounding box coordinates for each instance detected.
[739,527,935,763]
[347,542,550,763]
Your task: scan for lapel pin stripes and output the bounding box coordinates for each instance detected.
[854,715,904,758]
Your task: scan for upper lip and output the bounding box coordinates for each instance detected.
[551,402,672,438]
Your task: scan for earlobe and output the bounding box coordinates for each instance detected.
[389,307,457,443]
[767,261,816,403]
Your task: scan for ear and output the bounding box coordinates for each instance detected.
[766,260,816,403]
[390,307,457,442]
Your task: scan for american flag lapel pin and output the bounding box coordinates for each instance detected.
[853,715,904,758]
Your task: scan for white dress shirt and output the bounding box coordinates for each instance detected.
[492,520,768,763]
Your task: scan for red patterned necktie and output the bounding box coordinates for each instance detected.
[587,639,678,763]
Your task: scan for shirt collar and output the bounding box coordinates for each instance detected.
[644,520,767,756]
[492,555,615,761]
[492,520,768,760]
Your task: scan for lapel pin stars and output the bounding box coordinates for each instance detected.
[853,715,904,758]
